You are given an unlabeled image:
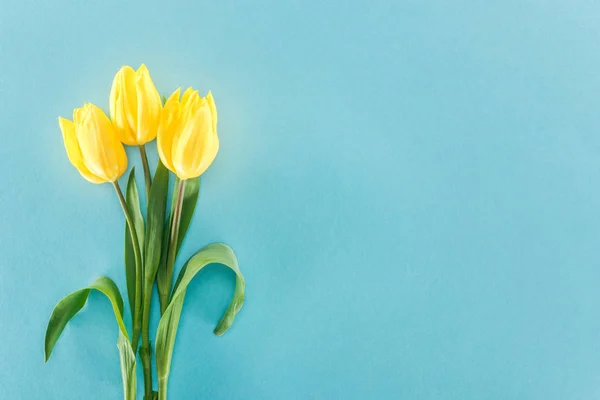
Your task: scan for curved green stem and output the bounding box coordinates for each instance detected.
[113,181,143,350]
[139,145,152,202]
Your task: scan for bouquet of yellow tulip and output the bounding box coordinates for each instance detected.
[44,65,245,400]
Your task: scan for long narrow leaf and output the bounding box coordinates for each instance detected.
[145,161,169,283]
[44,276,128,360]
[156,294,184,398]
[124,168,144,316]
[155,243,245,396]
[117,330,137,400]
[45,277,136,400]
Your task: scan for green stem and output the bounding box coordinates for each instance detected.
[141,282,154,397]
[113,182,143,350]
[158,378,167,400]
[160,179,186,314]
[139,144,153,396]
[157,209,174,315]
[139,145,152,202]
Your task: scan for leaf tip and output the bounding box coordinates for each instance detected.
[213,316,234,336]
[44,332,52,363]
[213,328,225,336]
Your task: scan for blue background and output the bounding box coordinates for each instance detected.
[1,0,600,399]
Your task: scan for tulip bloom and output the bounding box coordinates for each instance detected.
[59,104,128,183]
[110,64,162,146]
[157,88,219,180]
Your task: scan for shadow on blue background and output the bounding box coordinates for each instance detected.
[1,0,600,399]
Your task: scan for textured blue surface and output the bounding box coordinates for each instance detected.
[1,0,600,398]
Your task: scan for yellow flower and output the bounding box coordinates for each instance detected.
[59,103,128,184]
[110,64,162,146]
[157,88,219,180]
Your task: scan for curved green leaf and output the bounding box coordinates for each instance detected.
[124,168,144,316]
[172,243,245,335]
[45,276,136,400]
[44,276,128,360]
[155,243,245,396]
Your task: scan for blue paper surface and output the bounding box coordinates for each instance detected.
[1,0,600,398]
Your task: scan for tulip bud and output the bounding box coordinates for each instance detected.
[59,103,128,183]
[110,64,162,146]
[157,88,219,180]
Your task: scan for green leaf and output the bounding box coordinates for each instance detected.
[45,277,136,400]
[117,330,137,400]
[156,218,171,313]
[144,161,169,283]
[155,243,245,394]
[163,177,201,263]
[124,168,144,316]
[44,276,128,361]
[174,243,245,336]
[175,177,200,255]
[156,177,200,312]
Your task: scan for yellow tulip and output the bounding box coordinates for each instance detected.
[157,88,219,180]
[59,103,128,184]
[110,64,162,146]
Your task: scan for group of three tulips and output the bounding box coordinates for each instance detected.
[59,64,219,185]
[58,64,220,399]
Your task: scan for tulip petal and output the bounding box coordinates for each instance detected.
[191,128,219,179]
[172,100,214,179]
[206,91,218,133]
[165,87,182,106]
[179,91,200,132]
[135,64,162,143]
[59,117,105,184]
[77,104,127,182]
[110,66,138,145]
[157,88,181,173]
[181,87,196,107]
